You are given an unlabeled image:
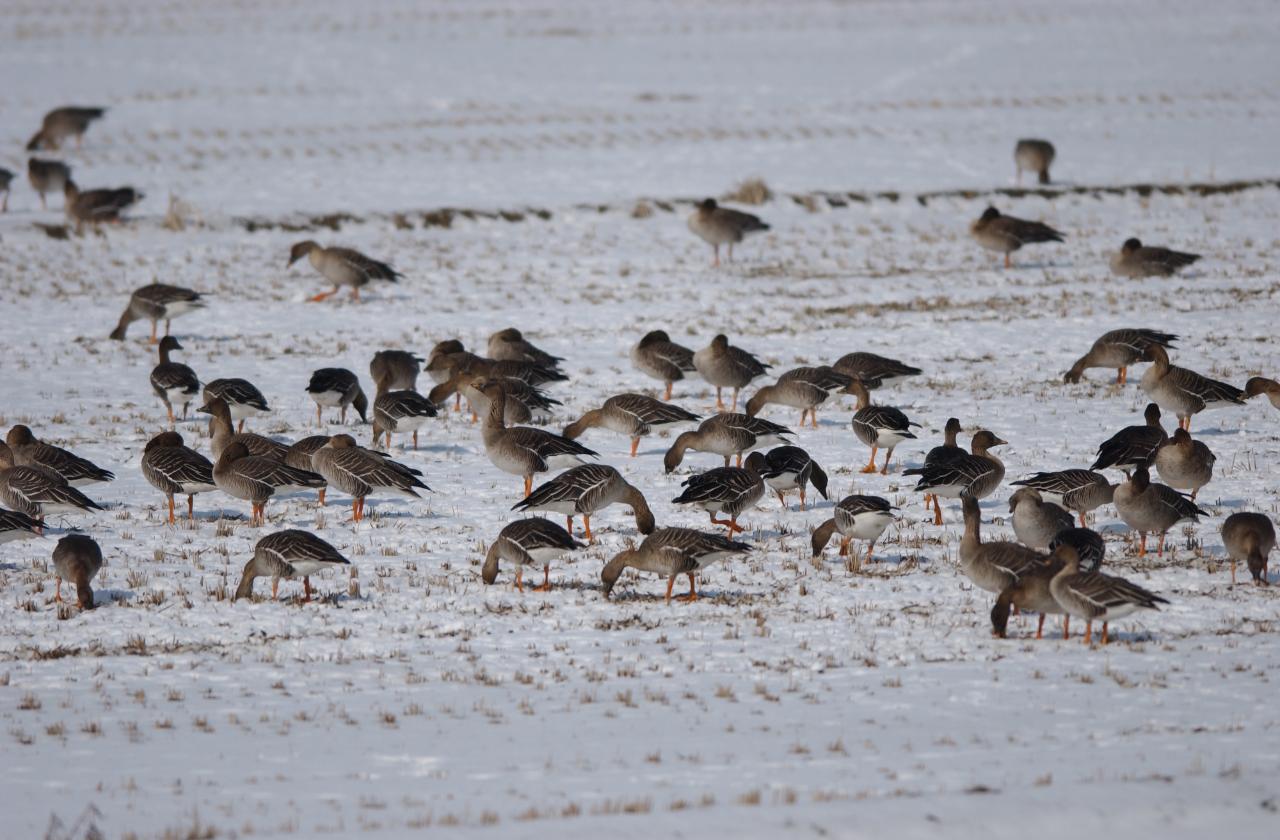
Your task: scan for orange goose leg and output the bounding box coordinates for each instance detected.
[712,244,720,268]
[675,572,699,602]
[932,500,943,526]
[583,515,594,543]
[55,578,63,603]
[1004,253,1012,269]
[1157,532,1166,556]
[310,286,339,302]
[864,542,875,565]
[514,566,525,593]
[630,437,640,458]
[523,475,533,497]
[532,565,552,593]
[167,495,176,525]
[860,446,879,474]
[1078,511,1087,528]
[879,447,895,475]
[1231,559,1236,585]
[1084,620,1093,646]
[1062,616,1070,640]
[665,576,676,603]
[303,577,312,603]
[1138,533,1147,557]
[709,513,745,534]
[565,516,573,535]
[318,487,326,506]
[731,388,740,413]
[663,381,673,401]
[1101,623,1110,645]
[150,321,158,343]
[1036,613,1046,640]
[316,404,323,426]
[838,536,850,557]
[799,487,807,511]
[271,578,279,600]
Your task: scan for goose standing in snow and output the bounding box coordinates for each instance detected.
[141,431,216,524]
[917,417,964,521]
[1140,345,1244,431]
[27,106,106,151]
[1091,403,1167,472]
[1244,377,1280,411]
[480,382,596,496]
[233,530,351,602]
[213,442,325,527]
[671,453,766,535]
[311,435,428,522]
[1011,469,1115,527]
[1013,138,1055,185]
[513,464,654,542]
[1049,544,1168,645]
[663,413,792,472]
[563,393,699,457]
[1112,467,1206,556]
[64,180,143,234]
[1063,328,1178,385]
[371,382,438,451]
[5,425,114,486]
[849,379,918,475]
[370,350,423,391]
[288,241,401,302]
[810,494,896,569]
[1221,513,1275,586]
[969,206,1065,268]
[109,283,205,342]
[1008,487,1073,550]
[150,336,200,426]
[306,368,369,425]
[482,518,584,592]
[991,552,1066,640]
[1153,428,1215,501]
[487,328,564,371]
[907,432,1007,525]
[687,198,769,266]
[746,366,853,428]
[0,442,104,531]
[831,352,922,390]
[631,329,697,400]
[203,378,269,433]
[958,496,1048,595]
[429,370,559,425]
[693,334,770,413]
[756,445,828,510]
[601,527,751,602]
[27,158,71,210]
[51,534,103,610]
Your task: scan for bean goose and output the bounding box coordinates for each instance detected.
[150,336,200,426]
[671,453,766,534]
[0,167,9,212]
[991,551,1068,640]
[687,198,769,266]
[1048,527,1106,573]
[513,464,654,542]
[1063,328,1178,385]
[141,431,216,524]
[482,518,584,592]
[0,508,42,545]
[1113,467,1206,556]
[203,378,270,433]
[1008,487,1073,550]
[663,413,792,472]
[693,334,770,412]
[969,206,1065,268]
[1049,545,1168,645]
[1110,238,1201,278]
[1153,428,1215,500]
[213,442,325,526]
[810,494,896,570]
[1014,138,1055,185]
[1244,377,1280,410]
[51,534,103,610]
[5,425,113,486]
[288,241,401,302]
[312,435,428,522]
[831,352,922,389]
[849,379,918,475]
[480,382,597,496]
[109,283,205,342]
[959,496,1049,595]
[370,350,423,392]
[631,329,697,400]
[1221,512,1275,585]
[1011,469,1115,527]
[27,158,71,210]
[563,393,699,457]
[756,445,828,510]
[198,397,288,462]
[906,431,1007,525]
[429,370,559,425]
[306,368,369,425]
[0,442,103,530]
[918,417,964,521]
[487,328,563,371]
[426,346,567,392]
[1140,344,1245,431]
[746,366,853,428]
[1091,403,1167,472]
[601,527,751,602]
[371,385,439,450]
[233,530,351,602]
[27,106,106,151]
[64,180,143,234]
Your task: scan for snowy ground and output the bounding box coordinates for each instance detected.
[2,1,1280,838]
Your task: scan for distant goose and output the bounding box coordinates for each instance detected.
[109,283,205,343]
[631,329,697,400]
[671,453,766,535]
[1011,469,1115,527]
[5,425,114,486]
[959,496,1048,595]
[150,336,200,426]
[849,379,918,475]
[746,366,853,428]
[482,518,584,592]
[370,349,423,391]
[306,368,368,425]
[810,494,896,569]
[27,158,70,210]
[563,393,699,457]
[288,241,401,302]
[663,413,792,472]
[0,442,103,531]
[487,328,563,371]
[969,206,1065,268]
[687,198,769,266]
[1140,345,1244,431]
[918,418,964,524]
[1091,403,1167,472]
[693,334,770,413]
[311,434,428,522]
[1110,238,1201,278]
[1113,467,1206,556]
[1008,487,1073,550]
[831,352,922,390]
[513,464,654,542]
[906,431,1007,522]
[51,534,103,610]
[1014,138,1055,185]
[203,378,269,433]
[1153,428,1215,501]
[1221,512,1275,586]
[27,107,106,151]
[1049,544,1168,645]
[0,508,42,545]
[213,442,325,527]
[0,167,11,212]
[756,445,828,510]
[1063,328,1178,385]
[233,530,351,602]
[1244,377,1280,410]
[601,527,751,602]
[64,180,142,233]
[479,382,596,497]
[141,431,216,524]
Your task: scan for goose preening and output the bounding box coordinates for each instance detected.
[563,393,699,457]
[51,534,103,610]
[203,378,270,433]
[687,198,769,266]
[306,368,369,425]
[1063,328,1178,385]
[906,431,1007,524]
[849,379,918,475]
[810,494,896,569]
[1113,467,1206,556]
[1011,469,1115,528]
[1220,512,1275,586]
[288,241,402,302]
[631,329,697,400]
[663,413,792,472]
[601,527,751,602]
[1110,238,1201,278]
[1140,345,1245,431]
[512,464,654,542]
[1048,544,1168,645]
[756,445,828,510]
[5,425,114,486]
[109,283,205,343]
[672,453,765,535]
[969,206,1065,268]
[150,336,200,426]
[483,518,584,592]
[1013,138,1055,185]
[233,530,351,602]
[27,106,106,151]
[479,382,597,496]
[693,334,770,413]
[141,431,216,524]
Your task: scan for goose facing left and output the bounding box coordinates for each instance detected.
[150,336,200,426]
[5,425,114,486]
[27,106,106,151]
[483,518,584,592]
[289,241,402,302]
[233,530,351,603]
[109,283,205,343]
[969,206,1065,268]
[0,442,104,531]
[601,527,751,602]
[687,198,769,266]
[141,431,215,524]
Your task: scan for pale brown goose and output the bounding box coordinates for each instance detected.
[109,283,205,343]
[513,464,654,541]
[150,336,200,426]
[563,393,699,457]
[849,379,918,475]
[1140,344,1244,431]
[141,431,215,524]
[1153,428,1215,501]
[672,453,765,535]
[370,350,423,392]
[306,368,368,425]
[1014,138,1055,185]
[1110,238,1201,278]
[1063,328,1178,385]
[907,432,1007,525]
[601,527,751,602]
[959,496,1048,595]
[199,397,289,462]
[831,352,921,389]
[969,206,1065,268]
[0,442,103,530]
[746,366,853,428]
[428,370,559,425]
[1049,544,1168,645]
[1221,512,1275,586]
[5,425,113,486]
[64,180,142,234]
[1244,377,1280,410]
[480,382,597,496]
[213,442,325,526]
[233,530,350,602]
[27,107,106,151]
[1091,403,1166,472]
[27,158,71,210]
[51,534,103,610]
[1008,487,1073,550]
[631,329,697,400]
[311,435,428,522]
[0,508,42,545]
[991,550,1067,640]
[371,384,438,450]
[1011,469,1115,527]
[203,378,270,433]
[487,328,563,371]
[663,413,792,472]
[288,241,401,302]
[810,494,896,569]
[693,334,770,412]
[687,198,769,266]
[1112,467,1206,556]
[482,518,583,592]
[756,445,828,510]
[918,417,964,521]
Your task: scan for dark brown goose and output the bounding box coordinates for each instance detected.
[212,442,325,526]
[969,206,1065,268]
[306,368,368,425]
[631,329,697,400]
[487,328,563,371]
[370,350,424,392]
[141,431,216,524]
[671,453,765,535]
[1110,238,1201,278]
[746,366,853,428]
[52,534,103,610]
[756,445,828,511]
[27,158,71,210]
[663,413,792,472]
[5,425,113,486]
[311,434,428,522]
[1091,403,1167,472]
[991,552,1066,640]
[831,352,922,389]
[918,417,964,522]
[150,336,200,426]
[1063,328,1178,385]
[1221,512,1275,586]
[480,382,597,496]
[906,432,1007,525]
[0,508,42,545]
[203,378,269,433]
[64,180,143,234]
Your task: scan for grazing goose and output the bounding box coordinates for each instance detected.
[5,426,113,486]
[959,496,1048,595]
[1008,487,1073,550]
[693,334,769,412]
[199,397,289,462]
[849,379,918,475]
[0,167,11,212]
[513,464,654,541]
[991,550,1066,640]
[480,382,597,496]
[51,534,103,610]
[663,413,792,472]
[288,241,401,302]
[213,442,325,526]
[372,384,438,450]
[906,431,1007,525]
[203,378,269,433]
[429,370,559,425]
[746,366,853,428]
[0,442,103,530]
[1141,345,1244,431]
[563,393,699,457]
[487,328,563,371]
[1091,403,1167,472]
[27,158,71,210]
[810,494,896,569]
[370,350,423,391]
[150,336,200,426]
[141,431,216,524]
[918,417,964,521]
[426,348,567,398]
[233,530,351,603]
[1110,238,1201,278]
[1113,467,1206,556]
[671,453,766,534]
[1048,527,1106,573]
[0,508,42,545]
[63,180,143,234]
[306,368,368,425]
[311,435,427,522]
[631,329,697,400]
[687,198,769,266]
[1011,469,1115,527]
[1244,377,1280,410]
[1153,428,1215,500]
[27,107,106,151]
[1049,545,1168,645]
[1063,328,1178,385]
[757,445,828,510]
[1221,512,1275,586]
[1014,138,1055,185]
[831,352,922,389]
[601,527,751,602]
[109,283,205,343]
[483,518,584,592]
[969,206,1065,268]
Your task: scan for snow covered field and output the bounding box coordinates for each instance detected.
[2,1,1280,837]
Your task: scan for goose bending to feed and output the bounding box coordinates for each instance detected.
[602,527,751,602]
[1221,512,1275,585]
[688,198,769,266]
[426,349,567,404]
[64,180,143,234]
[1014,138,1055,185]
[203,378,269,433]
[109,283,205,342]
[429,370,559,425]
[969,206,1065,268]
[288,241,401,302]
[1110,238,1201,278]
[1141,345,1244,431]
[563,393,699,457]
[832,352,922,389]
[1244,377,1280,411]
[213,442,325,526]
[663,413,792,472]
[1012,469,1114,527]
[312,435,428,522]
[811,494,896,569]
[488,328,563,371]
[1049,527,1106,574]
[372,384,438,450]
[672,453,765,535]
[306,368,368,425]
[27,158,71,210]
[1063,328,1178,385]
[0,443,103,531]
[1008,487,1073,550]
[141,431,216,524]
[991,553,1067,640]
[1153,428,1214,501]
[849,379,918,475]
[233,530,350,603]
[631,329,697,400]
[150,336,200,426]
[1091,403,1167,472]
[906,431,1007,525]
[513,464,654,542]
[917,417,964,519]
[370,350,423,391]
[480,382,597,496]
[27,106,106,151]
[52,534,103,610]
[1,508,42,545]
[693,334,769,412]
[1049,544,1168,645]
[199,397,289,462]
[1113,467,1206,556]
[5,425,113,486]
[483,518,584,592]
[757,445,828,510]
[959,496,1048,595]
[747,366,853,428]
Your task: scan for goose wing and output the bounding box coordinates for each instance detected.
[328,247,402,282]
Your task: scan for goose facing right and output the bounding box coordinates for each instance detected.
[311,434,428,522]
[233,530,351,602]
[1049,544,1168,645]
[1153,428,1215,500]
[849,379,918,475]
[601,527,751,602]
[64,180,143,233]
[52,534,103,610]
[687,198,769,266]
[1221,512,1275,586]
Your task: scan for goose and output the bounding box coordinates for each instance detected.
[917,417,964,522]
[203,378,269,433]
[513,464,654,542]
[1008,487,1073,550]
[1244,377,1280,410]
[0,167,11,212]
[371,384,438,450]
[906,431,1007,524]
[1140,345,1244,431]
[213,442,325,526]
[1112,467,1206,556]
[1091,403,1166,472]
[849,379,918,475]
[27,106,106,151]
[1011,469,1115,527]
[5,425,113,486]
[51,534,103,610]
[482,518,584,592]
[306,368,369,425]
[1049,544,1168,645]
[991,549,1066,640]
[150,336,200,426]
[479,382,597,496]
[487,328,563,371]
[232,530,351,603]
[959,496,1048,595]
[63,180,143,234]
[0,442,103,530]
[831,352,922,389]
[563,393,699,457]
[810,494,896,569]
[370,350,423,392]
[687,198,769,266]
[109,283,205,343]
[969,206,1065,268]
[1,508,42,545]
[746,366,853,428]
[426,351,568,409]
[429,370,559,425]
[1014,138,1055,185]
[288,241,401,302]
[693,334,769,412]
[27,158,71,210]
[631,329,697,400]
[1110,238,1201,278]
[601,527,751,602]
[671,453,766,534]
[311,435,428,522]
[141,431,216,524]
[198,397,289,462]
[1221,512,1275,585]
[1049,527,1106,573]
[756,445,828,510]
[1063,328,1178,385]
[1153,428,1215,500]
[663,413,792,472]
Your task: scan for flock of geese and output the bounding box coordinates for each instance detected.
[3,117,1277,647]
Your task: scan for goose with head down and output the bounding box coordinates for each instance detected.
[756,445,828,511]
[199,397,289,462]
[203,378,270,433]
[1013,138,1055,185]
[810,494,896,570]
[1221,512,1275,586]
[429,370,559,425]
[671,452,766,535]
[487,328,564,371]
[63,180,143,234]
[601,527,751,602]
[1063,328,1178,385]
[1244,377,1280,411]
[233,530,351,603]
[109,283,205,343]
[849,379,918,475]
[306,368,369,425]
[482,518,584,592]
[563,393,699,457]
[51,534,103,610]
[311,434,428,522]
[746,366,854,428]
[212,442,325,527]
[831,352,921,390]
[1049,544,1168,645]
[27,158,71,210]
[663,413,792,472]
[513,464,654,542]
[27,106,106,151]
